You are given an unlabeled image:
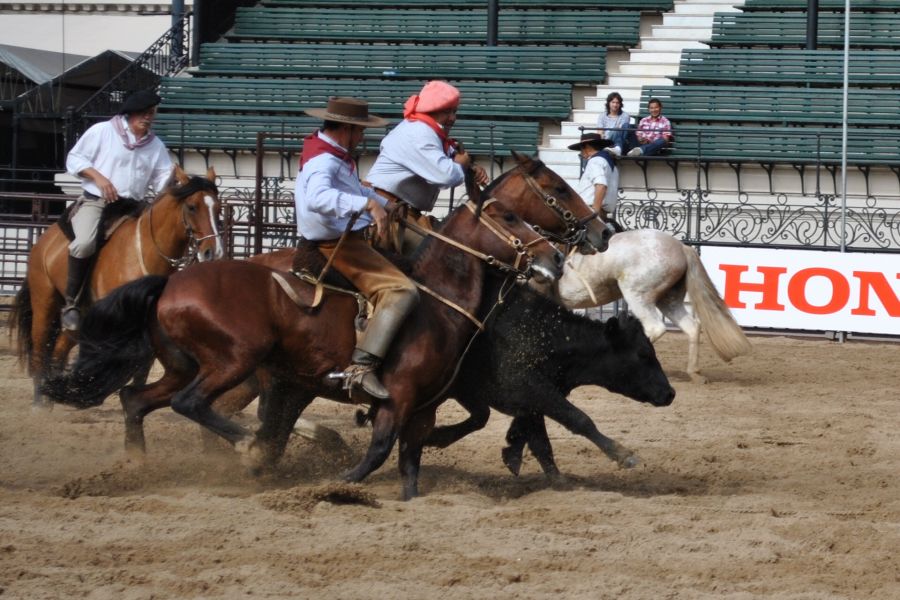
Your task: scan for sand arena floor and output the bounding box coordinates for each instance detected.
[1,326,898,599]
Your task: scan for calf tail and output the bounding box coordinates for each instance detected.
[42,275,168,407]
[683,245,751,362]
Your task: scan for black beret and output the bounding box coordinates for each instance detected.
[118,90,162,115]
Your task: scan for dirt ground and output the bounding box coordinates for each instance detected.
[1,325,898,600]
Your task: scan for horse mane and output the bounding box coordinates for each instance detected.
[482,157,546,197]
[160,175,219,202]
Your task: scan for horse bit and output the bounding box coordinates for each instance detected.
[517,165,602,251]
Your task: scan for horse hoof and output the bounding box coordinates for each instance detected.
[690,372,709,384]
[619,454,642,469]
[501,446,523,477]
[235,437,265,471]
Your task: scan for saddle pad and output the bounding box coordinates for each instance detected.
[59,197,147,243]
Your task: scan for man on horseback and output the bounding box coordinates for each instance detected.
[62,89,173,331]
[295,97,419,400]
[366,80,489,253]
[569,132,623,233]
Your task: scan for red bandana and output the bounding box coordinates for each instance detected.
[300,131,355,173]
[110,116,156,150]
[404,113,457,155]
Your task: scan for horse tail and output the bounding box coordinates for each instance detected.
[42,275,168,408]
[8,281,34,371]
[682,245,751,362]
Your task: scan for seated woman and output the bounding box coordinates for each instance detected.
[596,91,632,156]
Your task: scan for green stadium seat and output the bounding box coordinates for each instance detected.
[741,0,900,12]
[711,12,900,49]
[263,0,673,10]
[231,7,641,46]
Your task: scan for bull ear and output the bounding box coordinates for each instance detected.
[205,165,217,183]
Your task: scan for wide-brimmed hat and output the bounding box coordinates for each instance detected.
[304,97,388,128]
[118,90,161,115]
[567,132,615,151]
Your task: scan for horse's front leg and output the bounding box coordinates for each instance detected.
[398,406,438,500]
[423,393,491,449]
[249,380,314,471]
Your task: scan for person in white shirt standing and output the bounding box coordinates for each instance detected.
[366,80,488,253]
[569,132,622,232]
[295,97,418,400]
[63,89,173,331]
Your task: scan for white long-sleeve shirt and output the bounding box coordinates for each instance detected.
[295,131,386,241]
[365,119,465,211]
[66,116,172,200]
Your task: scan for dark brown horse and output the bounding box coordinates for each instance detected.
[9,166,223,408]
[488,151,612,254]
[44,193,563,499]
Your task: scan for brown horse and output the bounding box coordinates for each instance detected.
[488,151,612,254]
[10,166,223,408]
[44,192,563,499]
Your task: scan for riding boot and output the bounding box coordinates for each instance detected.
[61,255,92,332]
[344,290,418,399]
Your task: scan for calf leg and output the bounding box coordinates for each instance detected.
[251,379,314,469]
[502,414,560,478]
[534,382,640,469]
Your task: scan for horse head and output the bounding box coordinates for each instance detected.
[603,314,675,407]
[485,151,611,254]
[467,196,564,285]
[166,165,224,262]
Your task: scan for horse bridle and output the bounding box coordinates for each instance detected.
[403,199,555,281]
[516,164,602,250]
[139,194,221,272]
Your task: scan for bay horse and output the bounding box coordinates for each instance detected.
[10,166,223,408]
[423,286,675,476]
[43,192,564,499]
[485,151,612,254]
[541,229,752,382]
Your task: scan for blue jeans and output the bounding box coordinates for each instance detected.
[635,137,668,156]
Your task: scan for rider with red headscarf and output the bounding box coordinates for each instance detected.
[366,81,489,252]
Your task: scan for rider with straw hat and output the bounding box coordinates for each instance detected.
[366,80,489,252]
[295,97,419,399]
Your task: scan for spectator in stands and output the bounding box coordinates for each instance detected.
[295,96,418,400]
[596,91,632,156]
[62,89,173,331]
[366,80,488,253]
[628,97,673,157]
[569,132,622,232]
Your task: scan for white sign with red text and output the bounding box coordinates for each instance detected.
[699,246,900,335]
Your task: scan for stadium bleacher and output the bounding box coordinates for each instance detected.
[711,12,900,49]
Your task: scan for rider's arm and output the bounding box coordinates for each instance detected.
[149,144,175,195]
[304,158,378,219]
[403,134,465,188]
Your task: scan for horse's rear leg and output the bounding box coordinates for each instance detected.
[250,379,315,470]
[131,356,156,386]
[398,407,437,500]
[342,400,401,484]
[28,300,63,410]
[120,368,193,457]
[658,289,705,383]
[423,394,491,449]
[170,375,254,448]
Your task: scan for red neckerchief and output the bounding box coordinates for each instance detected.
[405,113,456,155]
[300,131,355,173]
[110,116,156,150]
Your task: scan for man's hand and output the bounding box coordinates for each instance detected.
[453,150,473,169]
[472,164,489,186]
[82,168,119,202]
[366,198,389,239]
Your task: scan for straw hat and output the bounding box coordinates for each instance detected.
[304,97,388,128]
